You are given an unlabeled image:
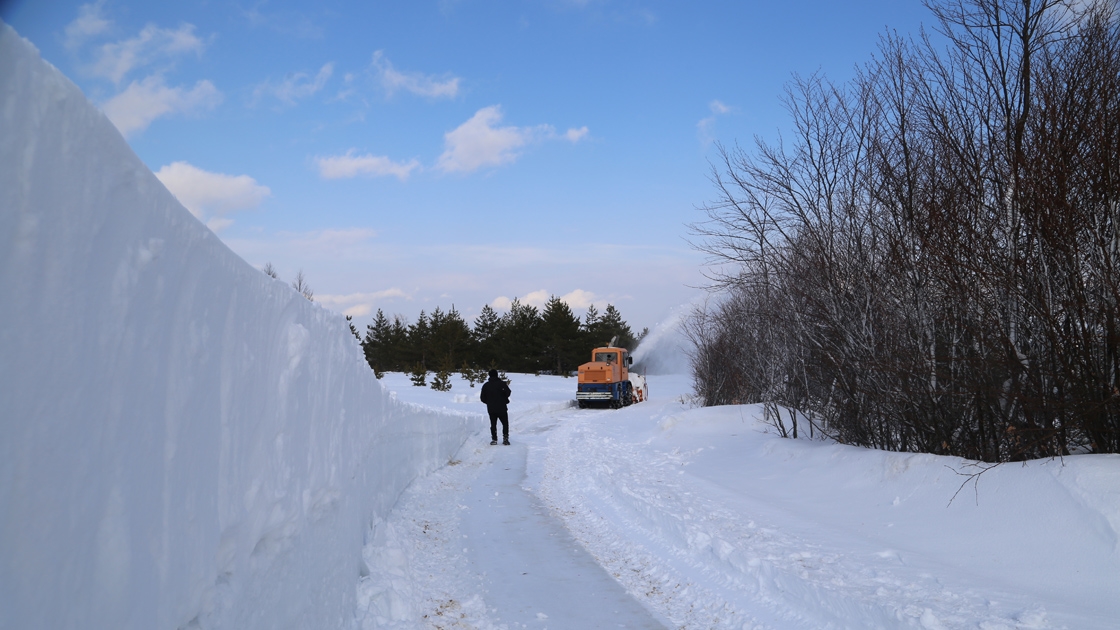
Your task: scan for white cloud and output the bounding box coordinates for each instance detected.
[316,288,411,318]
[437,105,554,173]
[222,228,383,283]
[101,76,221,137]
[64,1,112,50]
[205,217,234,233]
[709,99,731,115]
[698,99,732,144]
[91,23,206,84]
[333,72,358,102]
[252,63,334,106]
[371,51,460,99]
[344,305,372,318]
[288,228,378,252]
[316,150,421,181]
[437,107,589,173]
[488,289,598,313]
[491,289,591,312]
[521,290,551,309]
[564,126,590,143]
[65,6,220,136]
[561,289,596,309]
[155,161,270,232]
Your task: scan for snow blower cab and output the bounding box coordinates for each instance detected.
[576,341,647,408]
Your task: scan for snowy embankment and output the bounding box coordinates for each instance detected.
[371,373,1120,629]
[0,24,474,630]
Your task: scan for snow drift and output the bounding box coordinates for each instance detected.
[344,373,1120,628]
[0,23,475,630]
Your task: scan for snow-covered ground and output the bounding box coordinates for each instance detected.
[361,372,1120,629]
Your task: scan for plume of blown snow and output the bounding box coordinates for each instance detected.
[631,306,691,375]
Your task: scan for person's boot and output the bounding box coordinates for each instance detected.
[502,437,510,445]
[490,439,498,445]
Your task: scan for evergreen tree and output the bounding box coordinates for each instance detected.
[429,305,473,368]
[588,304,636,349]
[345,315,361,342]
[408,362,427,386]
[430,356,453,391]
[387,315,409,371]
[428,307,446,335]
[407,310,431,369]
[362,309,392,377]
[583,304,600,330]
[459,362,485,387]
[540,296,583,374]
[360,300,639,375]
[581,304,601,351]
[472,304,501,368]
[636,327,649,345]
[497,299,542,373]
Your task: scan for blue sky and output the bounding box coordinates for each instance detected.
[3,0,930,332]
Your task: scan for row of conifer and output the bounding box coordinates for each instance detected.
[351,297,644,381]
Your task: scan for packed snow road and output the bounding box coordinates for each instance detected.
[353,374,1120,629]
[458,438,666,628]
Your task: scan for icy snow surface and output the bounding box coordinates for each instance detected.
[363,373,1120,629]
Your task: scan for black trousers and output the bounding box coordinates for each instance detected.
[489,409,509,441]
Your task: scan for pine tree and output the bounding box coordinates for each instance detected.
[540,296,583,375]
[362,309,392,378]
[596,304,636,349]
[460,361,484,387]
[409,362,427,387]
[387,315,409,371]
[431,356,453,391]
[582,304,601,350]
[359,300,638,377]
[408,310,431,369]
[430,305,473,368]
[498,299,542,373]
[583,304,600,330]
[473,304,501,368]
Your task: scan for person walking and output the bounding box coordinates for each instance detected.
[480,369,511,445]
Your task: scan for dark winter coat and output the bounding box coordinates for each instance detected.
[480,376,511,413]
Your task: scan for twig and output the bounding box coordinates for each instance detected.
[945,461,1000,507]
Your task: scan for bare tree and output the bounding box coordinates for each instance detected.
[291,270,314,302]
[689,0,1120,461]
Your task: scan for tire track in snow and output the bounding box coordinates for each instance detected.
[355,375,1060,630]
[536,402,1046,630]
[354,399,668,629]
[354,434,501,630]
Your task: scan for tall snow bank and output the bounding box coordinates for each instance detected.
[0,23,474,630]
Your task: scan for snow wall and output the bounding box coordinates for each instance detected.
[0,24,476,630]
